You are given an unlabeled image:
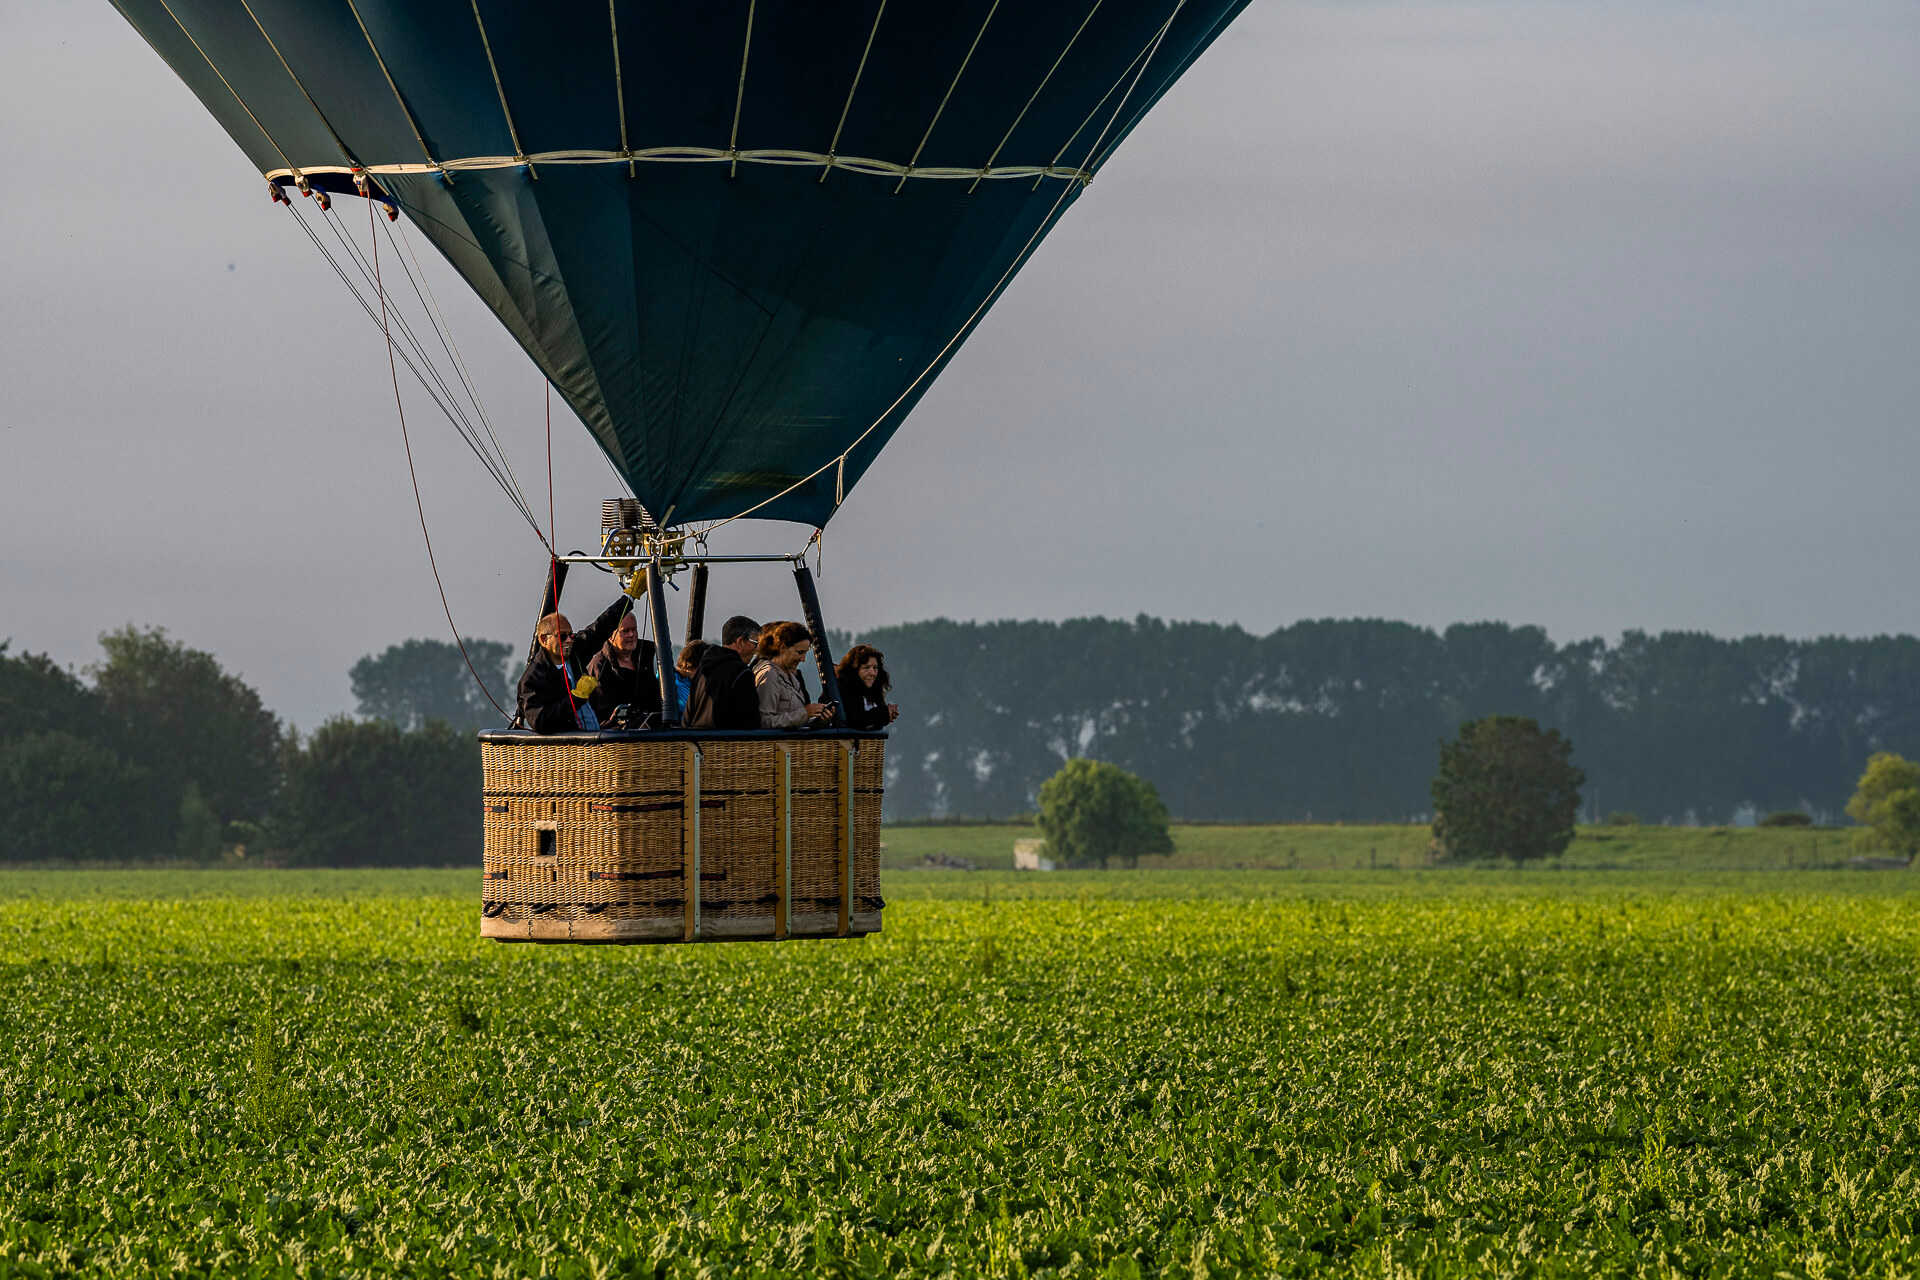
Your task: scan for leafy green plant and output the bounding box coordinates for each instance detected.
[243,1010,303,1141]
[443,988,486,1036]
[973,931,1002,978]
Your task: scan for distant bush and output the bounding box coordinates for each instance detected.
[1759,810,1813,828]
[270,718,480,866]
[1036,759,1173,869]
[1604,811,1640,827]
[1432,716,1585,863]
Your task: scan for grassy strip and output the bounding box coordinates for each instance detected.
[881,821,1864,871]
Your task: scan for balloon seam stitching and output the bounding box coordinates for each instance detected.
[969,0,1106,195]
[608,2,632,172]
[1043,26,1162,182]
[821,0,889,181]
[235,0,361,171]
[469,1,532,173]
[728,0,757,179]
[147,0,302,179]
[344,0,442,172]
[895,0,1002,195]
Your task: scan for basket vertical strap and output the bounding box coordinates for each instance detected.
[837,741,855,937]
[683,743,702,942]
[775,745,791,941]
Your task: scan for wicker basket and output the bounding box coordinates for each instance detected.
[478,729,886,943]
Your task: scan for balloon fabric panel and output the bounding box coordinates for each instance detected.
[107,0,1251,528]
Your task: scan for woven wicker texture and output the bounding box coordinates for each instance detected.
[482,736,884,943]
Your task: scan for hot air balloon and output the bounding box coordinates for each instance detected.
[108,0,1251,943]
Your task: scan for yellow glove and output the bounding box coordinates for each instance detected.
[571,675,599,700]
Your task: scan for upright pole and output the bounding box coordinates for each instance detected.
[524,559,570,670]
[682,743,701,941]
[648,558,680,725]
[538,558,569,618]
[793,564,844,726]
[774,746,791,940]
[685,563,710,643]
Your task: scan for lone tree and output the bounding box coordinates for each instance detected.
[1846,752,1920,862]
[1036,758,1173,869]
[1431,715,1584,863]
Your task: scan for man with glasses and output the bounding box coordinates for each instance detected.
[516,594,633,734]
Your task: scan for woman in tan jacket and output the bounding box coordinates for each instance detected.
[755,621,833,729]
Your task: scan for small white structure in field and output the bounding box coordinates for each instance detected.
[1013,839,1058,872]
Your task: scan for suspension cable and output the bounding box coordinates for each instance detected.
[386,214,540,522]
[368,199,512,721]
[285,197,549,544]
[314,204,540,528]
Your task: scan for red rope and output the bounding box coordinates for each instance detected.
[369,200,511,721]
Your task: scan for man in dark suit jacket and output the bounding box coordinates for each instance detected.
[686,615,761,730]
[516,594,632,734]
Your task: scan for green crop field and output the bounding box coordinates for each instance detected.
[6,869,1920,1276]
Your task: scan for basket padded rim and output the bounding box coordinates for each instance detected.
[479,728,889,745]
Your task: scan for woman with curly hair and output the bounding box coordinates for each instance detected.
[835,643,898,730]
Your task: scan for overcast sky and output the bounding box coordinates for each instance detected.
[3,0,1917,731]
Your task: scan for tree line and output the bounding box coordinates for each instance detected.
[859,617,1920,823]
[0,630,482,864]
[6,616,1917,863]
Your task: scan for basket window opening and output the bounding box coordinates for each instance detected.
[537,829,557,857]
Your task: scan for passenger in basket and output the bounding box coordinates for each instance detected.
[585,610,661,726]
[755,620,833,730]
[517,594,633,734]
[686,615,761,729]
[834,644,898,730]
[675,639,709,711]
